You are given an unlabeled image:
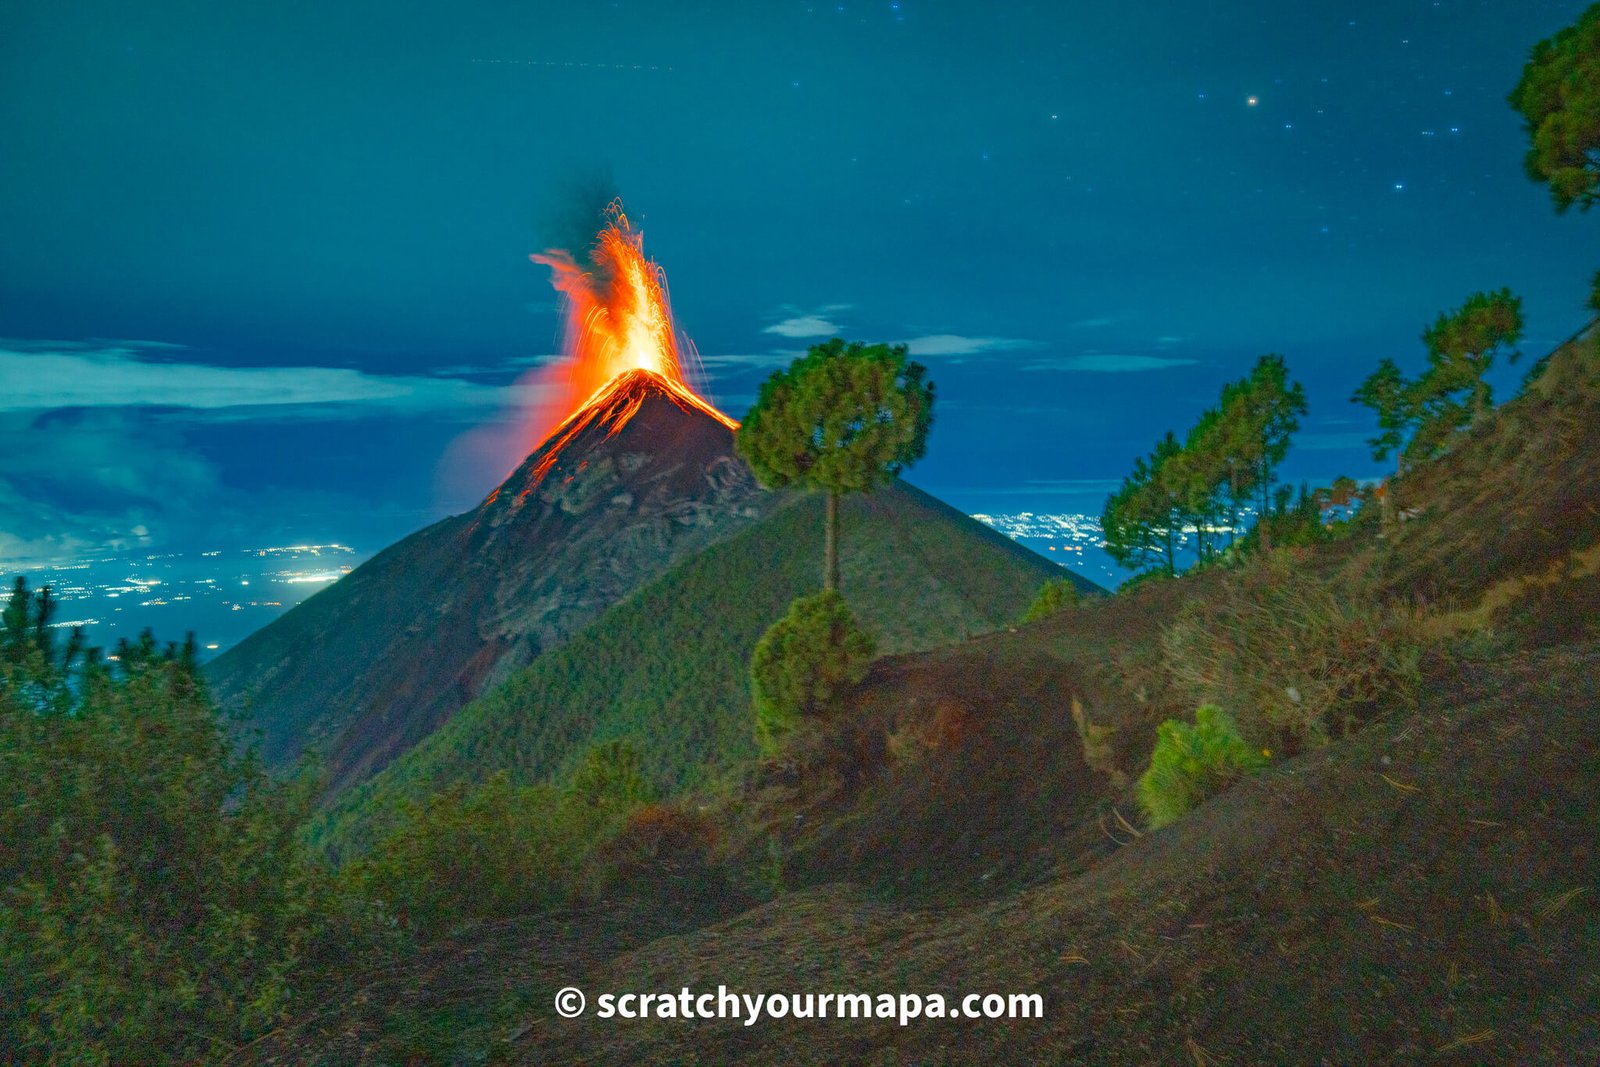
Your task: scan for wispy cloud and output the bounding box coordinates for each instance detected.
[427,355,559,378]
[898,334,1040,357]
[0,343,521,419]
[694,350,806,369]
[1021,353,1198,373]
[0,409,225,560]
[761,304,852,339]
[763,314,842,339]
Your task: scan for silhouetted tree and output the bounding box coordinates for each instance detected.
[1352,358,1418,480]
[736,339,934,591]
[1233,355,1308,551]
[1418,288,1524,420]
[1103,431,1185,577]
[1352,290,1524,521]
[1509,4,1600,213]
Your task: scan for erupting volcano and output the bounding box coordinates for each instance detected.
[210,204,768,792]
[523,203,737,482]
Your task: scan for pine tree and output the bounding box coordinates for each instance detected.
[736,339,934,591]
[1508,4,1600,213]
[1417,288,1524,422]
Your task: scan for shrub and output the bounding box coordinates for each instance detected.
[1137,705,1266,829]
[345,772,622,938]
[565,737,657,811]
[1071,695,1125,787]
[1161,553,1423,750]
[751,589,875,754]
[1022,576,1080,623]
[0,580,381,1064]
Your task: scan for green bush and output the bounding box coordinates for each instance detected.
[750,589,876,754]
[1021,576,1080,623]
[565,737,657,812]
[345,771,634,938]
[1137,704,1267,829]
[1160,553,1423,750]
[0,579,380,1064]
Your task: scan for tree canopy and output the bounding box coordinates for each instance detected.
[1509,3,1600,213]
[1102,355,1306,575]
[0,578,377,1062]
[1352,289,1524,478]
[736,339,934,590]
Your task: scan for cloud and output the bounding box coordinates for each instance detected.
[760,304,852,339]
[898,334,1040,357]
[763,314,842,339]
[1073,316,1116,328]
[0,409,224,561]
[0,342,517,419]
[694,350,806,369]
[1021,353,1198,373]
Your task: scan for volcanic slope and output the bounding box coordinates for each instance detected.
[315,476,1086,854]
[207,369,775,793]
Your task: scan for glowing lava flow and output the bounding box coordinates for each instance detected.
[519,203,736,483]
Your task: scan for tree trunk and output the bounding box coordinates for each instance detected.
[1257,462,1273,553]
[824,489,841,592]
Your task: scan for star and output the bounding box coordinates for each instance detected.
[1247,95,1259,107]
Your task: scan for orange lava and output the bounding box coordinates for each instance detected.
[522,202,736,467]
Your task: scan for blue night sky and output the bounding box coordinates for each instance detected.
[2,0,1596,562]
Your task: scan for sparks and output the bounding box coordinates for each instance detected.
[519,202,736,470]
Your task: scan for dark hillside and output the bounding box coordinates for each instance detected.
[738,332,1600,901]
[513,643,1600,1066]
[1363,329,1600,609]
[314,479,1084,854]
[736,575,1204,896]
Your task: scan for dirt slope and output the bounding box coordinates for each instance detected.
[513,643,1599,1066]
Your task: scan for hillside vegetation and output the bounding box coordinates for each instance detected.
[314,480,1079,856]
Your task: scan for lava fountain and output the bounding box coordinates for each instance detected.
[511,202,736,480]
